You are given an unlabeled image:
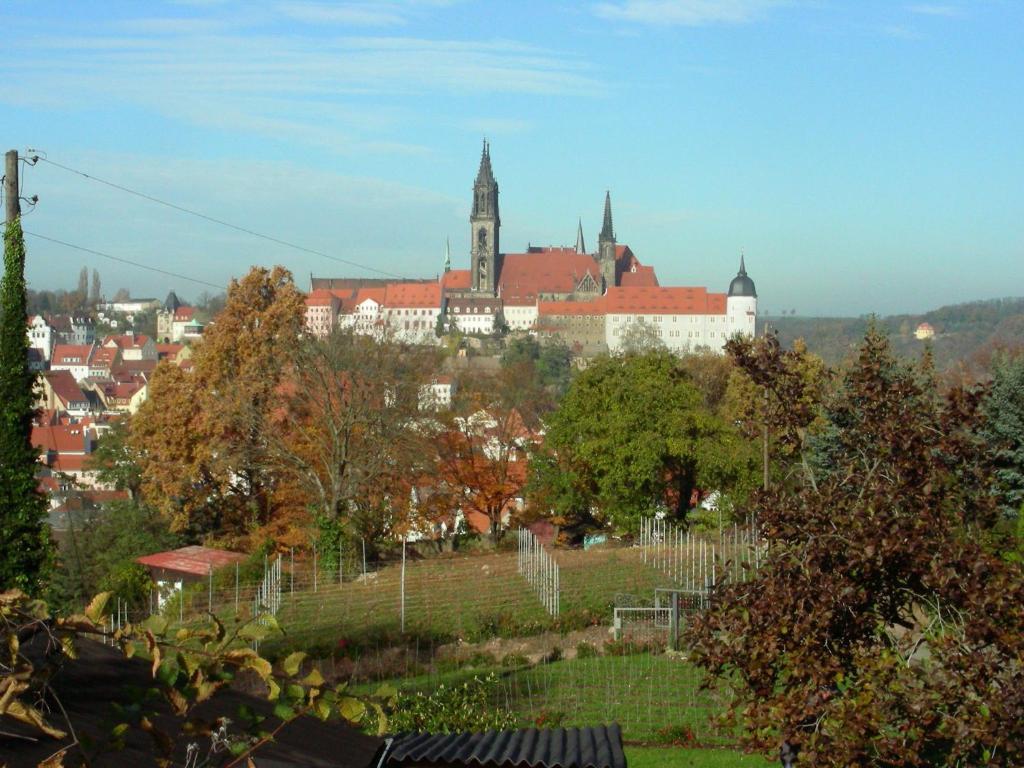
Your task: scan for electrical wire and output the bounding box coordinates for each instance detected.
[24,231,228,291]
[32,155,410,280]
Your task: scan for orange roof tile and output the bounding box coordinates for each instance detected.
[352,287,387,307]
[605,286,727,315]
[441,269,472,290]
[51,344,94,366]
[32,424,89,454]
[384,282,441,309]
[619,265,659,288]
[103,334,151,350]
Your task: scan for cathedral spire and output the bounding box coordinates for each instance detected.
[475,138,495,185]
[739,251,747,276]
[599,190,614,241]
[444,238,451,273]
[575,217,586,254]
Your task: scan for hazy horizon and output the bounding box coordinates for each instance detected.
[3,0,1022,316]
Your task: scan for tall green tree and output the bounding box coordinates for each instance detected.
[0,217,50,589]
[530,350,756,532]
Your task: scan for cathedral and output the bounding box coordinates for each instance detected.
[307,142,758,355]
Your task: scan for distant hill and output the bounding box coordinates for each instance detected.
[762,297,1024,371]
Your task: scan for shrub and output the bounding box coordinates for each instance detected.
[575,642,600,659]
[387,673,516,734]
[501,653,530,669]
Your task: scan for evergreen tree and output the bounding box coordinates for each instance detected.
[0,217,51,589]
[982,354,1024,517]
[89,267,101,306]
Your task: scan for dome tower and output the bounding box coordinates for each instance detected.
[726,254,757,338]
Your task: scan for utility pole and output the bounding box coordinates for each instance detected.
[5,150,19,223]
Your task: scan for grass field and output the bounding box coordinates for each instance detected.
[350,651,738,745]
[625,747,772,767]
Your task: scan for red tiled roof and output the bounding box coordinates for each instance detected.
[384,282,441,309]
[619,265,659,288]
[44,370,89,405]
[103,334,151,350]
[538,298,606,316]
[50,454,89,473]
[32,423,89,454]
[498,251,602,296]
[305,289,340,307]
[90,347,119,368]
[136,546,247,577]
[441,269,472,290]
[51,344,94,366]
[173,307,195,321]
[352,287,387,307]
[605,286,727,315]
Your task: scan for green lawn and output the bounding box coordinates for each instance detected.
[352,652,738,745]
[625,747,773,767]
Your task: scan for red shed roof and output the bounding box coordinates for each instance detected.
[136,546,247,577]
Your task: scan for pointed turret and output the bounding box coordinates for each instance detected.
[729,252,757,297]
[575,218,586,254]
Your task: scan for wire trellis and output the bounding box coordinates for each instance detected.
[517,528,559,617]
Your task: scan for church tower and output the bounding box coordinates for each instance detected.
[471,140,500,294]
[597,191,616,291]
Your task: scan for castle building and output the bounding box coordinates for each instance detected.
[306,143,758,354]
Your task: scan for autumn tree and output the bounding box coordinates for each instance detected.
[722,334,830,489]
[531,350,757,533]
[687,328,1024,766]
[131,266,305,541]
[266,329,439,554]
[0,216,50,590]
[432,369,540,542]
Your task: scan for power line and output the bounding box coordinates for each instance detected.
[32,155,409,280]
[24,231,228,291]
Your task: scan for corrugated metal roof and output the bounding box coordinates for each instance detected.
[384,725,626,768]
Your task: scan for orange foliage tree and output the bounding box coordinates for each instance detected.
[265,329,440,554]
[131,266,305,542]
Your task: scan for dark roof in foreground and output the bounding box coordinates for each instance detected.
[383,725,626,768]
[3,639,384,767]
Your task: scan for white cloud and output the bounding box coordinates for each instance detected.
[594,0,787,26]
[907,4,962,18]
[276,2,409,26]
[4,16,598,155]
[880,24,924,40]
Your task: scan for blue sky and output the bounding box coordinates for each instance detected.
[2,0,1021,315]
